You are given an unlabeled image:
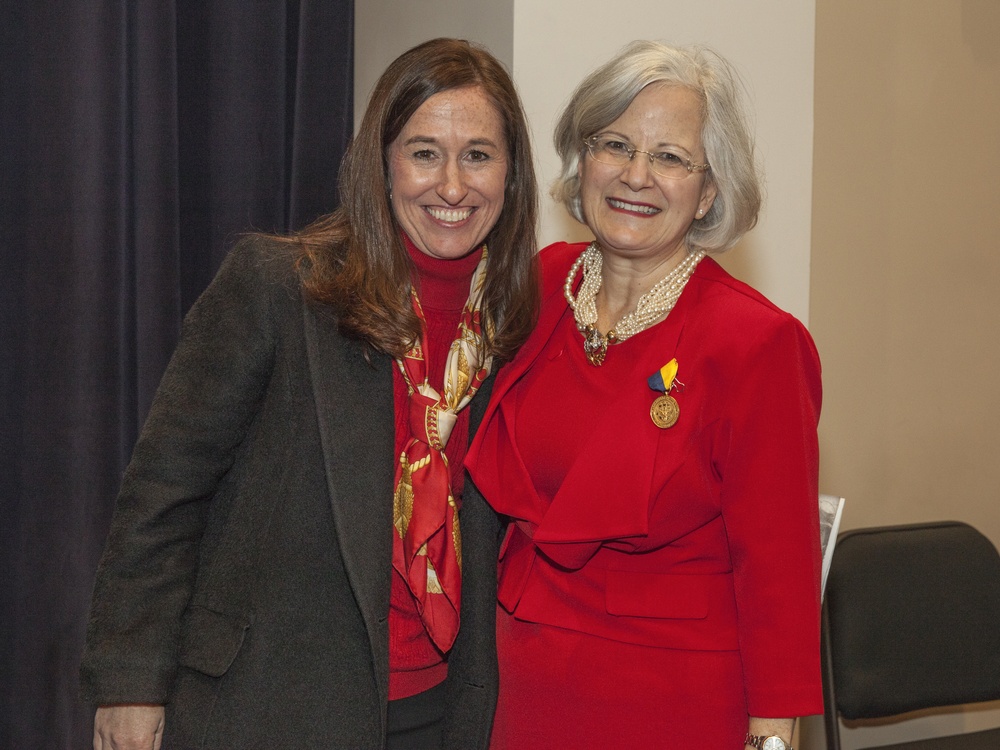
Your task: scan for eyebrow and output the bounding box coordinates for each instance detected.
[598,130,693,154]
[401,135,500,148]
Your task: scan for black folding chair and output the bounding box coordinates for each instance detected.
[822,521,1000,749]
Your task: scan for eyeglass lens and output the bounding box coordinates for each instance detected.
[587,137,704,179]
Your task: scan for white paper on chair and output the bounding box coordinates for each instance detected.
[819,495,845,597]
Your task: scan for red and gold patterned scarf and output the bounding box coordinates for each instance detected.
[392,247,492,652]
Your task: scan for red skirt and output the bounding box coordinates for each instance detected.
[492,606,748,749]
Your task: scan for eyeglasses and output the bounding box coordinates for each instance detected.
[583,135,710,179]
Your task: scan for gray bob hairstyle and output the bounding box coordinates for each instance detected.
[552,41,761,253]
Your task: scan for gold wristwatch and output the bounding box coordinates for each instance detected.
[745,733,793,750]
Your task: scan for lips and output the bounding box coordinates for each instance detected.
[607,198,660,215]
[426,206,474,223]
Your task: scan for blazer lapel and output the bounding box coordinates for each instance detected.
[302,300,395,675]
[302,297,500,693]
[475,278,572,438]
[464,277,571,526]
[524,269,707,570]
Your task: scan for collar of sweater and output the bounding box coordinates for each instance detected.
[403,232,484,312]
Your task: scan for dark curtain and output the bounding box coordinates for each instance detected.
[0,1,353,746]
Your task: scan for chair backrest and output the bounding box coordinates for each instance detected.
[823,521,1000,720]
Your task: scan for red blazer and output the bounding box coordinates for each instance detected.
[466,242,824,717]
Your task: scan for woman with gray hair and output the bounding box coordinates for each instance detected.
[466,41,822,748]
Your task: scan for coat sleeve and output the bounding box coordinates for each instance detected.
[80,240,285,704]
[717,314,824,717]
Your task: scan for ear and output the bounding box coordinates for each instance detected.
[697,176,717,218]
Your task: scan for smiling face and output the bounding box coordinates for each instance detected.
[579,83,717,267]
[387,86,509,260]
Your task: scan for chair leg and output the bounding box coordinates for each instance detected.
[821,603,841,750]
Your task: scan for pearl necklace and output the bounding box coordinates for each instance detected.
[563,242,705,366]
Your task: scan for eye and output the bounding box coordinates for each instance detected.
[653,151,685,166]
[410,148,438,162]
[465,149,492,163]
[599,138,632,156]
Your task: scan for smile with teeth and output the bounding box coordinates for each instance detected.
[426,206,474,223]
[607,198,660,215]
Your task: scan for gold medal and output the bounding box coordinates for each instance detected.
[650,394,680,429]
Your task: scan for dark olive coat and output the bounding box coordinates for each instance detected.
[80,239,501,749]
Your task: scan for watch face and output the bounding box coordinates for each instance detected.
[762,738,787,750]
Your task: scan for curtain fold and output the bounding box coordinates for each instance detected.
[0,2,353,746]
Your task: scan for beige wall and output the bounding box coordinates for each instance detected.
[353,0,513,132]
[808,0,1000,747]
[812,0,1000,567]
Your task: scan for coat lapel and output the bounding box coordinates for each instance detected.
[463,272,572,527]
[480,258,716,573]
[535,269,711,563]
[302,296,500,704]
[302,300,395,688]
[475,274,573,439]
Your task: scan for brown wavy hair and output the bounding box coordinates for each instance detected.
[287,38,538,361]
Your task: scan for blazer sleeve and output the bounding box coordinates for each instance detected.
[80,240,284,705]
[717,314,824,717]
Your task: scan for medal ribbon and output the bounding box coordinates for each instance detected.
[647,358,679,393]
[392,248,492,652]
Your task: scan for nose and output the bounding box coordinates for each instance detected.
[620,151,654,190]
[437,158,469,205]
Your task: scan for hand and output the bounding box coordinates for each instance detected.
[94,704,165,750]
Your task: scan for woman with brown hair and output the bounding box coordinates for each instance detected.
[80,38,537,749]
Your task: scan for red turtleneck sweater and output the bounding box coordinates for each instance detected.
[388,236,483,700]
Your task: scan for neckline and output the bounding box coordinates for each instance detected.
[403,233,484,312]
